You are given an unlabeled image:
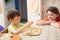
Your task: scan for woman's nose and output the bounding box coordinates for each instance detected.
[48,15,51,18]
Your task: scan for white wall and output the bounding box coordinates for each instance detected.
[0,0,5,27]
[27,0,41,23]
[4,0,15,27]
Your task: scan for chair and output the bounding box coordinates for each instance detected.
[0,25,4,32]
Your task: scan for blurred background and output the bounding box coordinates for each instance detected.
[0,0,60,28]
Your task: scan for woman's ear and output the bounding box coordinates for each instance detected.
[59,13,60,18]
[57,14,59,17]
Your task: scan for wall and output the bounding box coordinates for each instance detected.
[41,0,60,18]
[19,0,27,20]
[4,0,15,27]
[0,0,5,27]
[27,0,41,23]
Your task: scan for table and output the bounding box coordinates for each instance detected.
[0,33,10,40]
[0,25,60,40]
[19,25,60,40]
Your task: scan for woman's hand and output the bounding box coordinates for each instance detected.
[50,22,59,28]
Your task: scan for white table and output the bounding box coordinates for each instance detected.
[19,25,60,40]
[0,33,10,40]
[0,25,60,40]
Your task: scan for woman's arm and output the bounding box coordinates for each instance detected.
[36,20,50,25]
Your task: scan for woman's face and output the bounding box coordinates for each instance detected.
[47,11,58,21]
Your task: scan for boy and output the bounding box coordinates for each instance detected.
[7,9,33,34]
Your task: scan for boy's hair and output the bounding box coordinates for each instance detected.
[7,9,20,20]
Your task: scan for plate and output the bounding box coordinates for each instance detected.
[23,27,41,36]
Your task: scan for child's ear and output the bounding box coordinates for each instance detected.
[9,19,12,22]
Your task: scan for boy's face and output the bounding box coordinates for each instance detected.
[10,16,20,25]
[47,11,58,21]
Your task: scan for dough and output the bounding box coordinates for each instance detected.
[23,27,41,36]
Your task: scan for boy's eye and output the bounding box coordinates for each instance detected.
[14,18,20,20]
[16,19,20,20]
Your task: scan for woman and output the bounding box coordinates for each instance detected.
[36,6,60,28]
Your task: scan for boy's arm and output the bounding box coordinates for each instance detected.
[12,21,33,35]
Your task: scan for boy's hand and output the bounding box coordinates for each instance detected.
[36,20,40,25]
[11,21,33,35]
[28,20,33,25]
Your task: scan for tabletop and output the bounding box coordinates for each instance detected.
[0,25,60,40]
[19,25,60,40]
